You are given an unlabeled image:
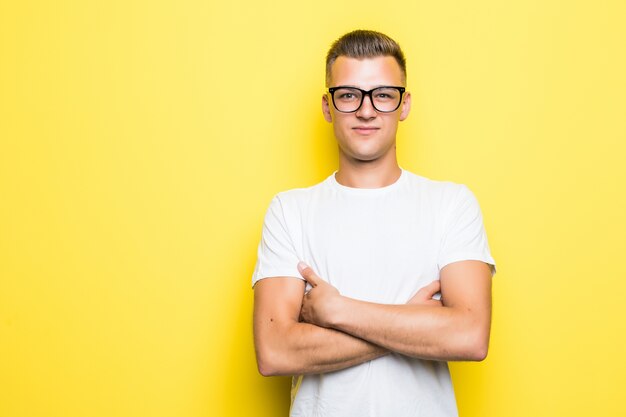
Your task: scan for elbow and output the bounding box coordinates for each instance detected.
[466,341,488,362]
[257,360,276,377]
[446,324,489,361]
[255,350,277,377]
[255,345,287,377]
[254,322,299,376]
[257,359,282,377]
[462,329,489,362]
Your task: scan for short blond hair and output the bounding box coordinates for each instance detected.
[325,30,407,86]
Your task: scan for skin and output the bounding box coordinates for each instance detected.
[253,275,442,376]
[298,260,492,361]
[253,55,493,376]
[321,55,411,189]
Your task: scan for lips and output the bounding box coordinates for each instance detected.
[352,126,380,134]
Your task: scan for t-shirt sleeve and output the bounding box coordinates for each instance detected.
[437,185,496,275]
[251,195,303,288]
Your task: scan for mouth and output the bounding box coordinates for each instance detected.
[352,126,380,134]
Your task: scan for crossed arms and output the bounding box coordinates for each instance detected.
[253,259,492,377]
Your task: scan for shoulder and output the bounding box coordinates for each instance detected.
[403,169,473,205]
[271,174,331,207]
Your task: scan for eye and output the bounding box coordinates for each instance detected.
[374,88,399,101]
[333,88,361,101]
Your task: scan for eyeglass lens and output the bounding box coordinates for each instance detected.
[332,87,402,112]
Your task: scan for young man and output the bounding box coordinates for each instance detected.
[251,30,496,417]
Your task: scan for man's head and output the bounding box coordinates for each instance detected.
[325,30,407,87]
[322,30,411,164]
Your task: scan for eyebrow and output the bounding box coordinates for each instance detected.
[330,84,402,89]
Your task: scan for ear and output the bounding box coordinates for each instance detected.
[399,91,411,121]
[322,94,333,123]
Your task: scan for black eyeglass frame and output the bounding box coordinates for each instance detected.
[327,86,406,113]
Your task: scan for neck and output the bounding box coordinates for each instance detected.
[335,150,401,189]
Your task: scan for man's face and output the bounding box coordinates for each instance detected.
[322,56,411,163]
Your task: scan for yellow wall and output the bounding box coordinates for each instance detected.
[1,1,625,416]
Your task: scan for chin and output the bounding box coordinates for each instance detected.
[337,139,392,162]
[345,150,384,162]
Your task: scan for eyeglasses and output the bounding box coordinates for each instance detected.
[328,86,406,113]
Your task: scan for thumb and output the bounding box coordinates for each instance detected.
[297,261,319,287]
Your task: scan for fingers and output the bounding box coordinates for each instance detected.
[420,279,441,298]
[297,261,319,287]
[425,299,443,307]
[408,280,442,305]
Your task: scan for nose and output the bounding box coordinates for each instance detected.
[355,92,377,119]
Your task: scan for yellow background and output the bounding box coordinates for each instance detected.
[1,0,625,416]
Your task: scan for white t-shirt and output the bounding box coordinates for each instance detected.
[251,167,496,417]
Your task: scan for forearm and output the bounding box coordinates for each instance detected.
[299,261,492,362]
[328,299,489,361]
[254,319,387,377]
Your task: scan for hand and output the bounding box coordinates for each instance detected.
[407,280,443,307]
[297,261,343,328]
